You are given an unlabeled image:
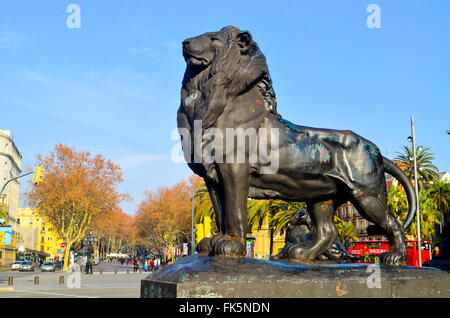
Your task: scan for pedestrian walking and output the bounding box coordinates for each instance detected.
[86,257,93,274]
[133,258,138,272]
[150,259,155,272]
[143,259,148,272]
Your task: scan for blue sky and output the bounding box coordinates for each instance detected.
[1,0,449,215]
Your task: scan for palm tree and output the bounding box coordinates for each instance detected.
[269,201,306,237]
[247,199,305,256]
[406,189,440,242]
[193,181,214,225]
[395,145,440,188]
[428,181,450,233]
[335,219,358,242]
[247,199,273,232]
[387,185,408,223]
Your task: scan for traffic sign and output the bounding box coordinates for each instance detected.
[61,242,66,248]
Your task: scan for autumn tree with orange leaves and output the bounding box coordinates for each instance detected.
[134,178,196,249]
[92,210,136,258]
[25,144,129,271]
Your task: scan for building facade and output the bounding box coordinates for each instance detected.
[0,129,22,226]
[249,216,284,259]
[0,129,22,266]
[17,207,64,262]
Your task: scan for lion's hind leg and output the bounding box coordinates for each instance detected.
[350,192,407,265]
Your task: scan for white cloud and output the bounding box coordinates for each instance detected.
[13,70,48,82]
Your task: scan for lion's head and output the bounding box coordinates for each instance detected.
[181,26,277,115]
[182,26,254,69]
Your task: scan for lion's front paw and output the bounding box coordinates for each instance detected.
[286,245,316,262]
[196,237,213,255]
[213,234,246,257]
[380,248,407,266]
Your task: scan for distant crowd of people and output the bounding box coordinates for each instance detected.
[103,256,169,272]
[131,257,164,272]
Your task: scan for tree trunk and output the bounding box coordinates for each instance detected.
[63,241,73,272]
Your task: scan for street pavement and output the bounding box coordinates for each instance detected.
[0,262,153,298]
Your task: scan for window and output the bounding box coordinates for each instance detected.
[41,236,44,243]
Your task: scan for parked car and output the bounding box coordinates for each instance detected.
[19,261,35,272]
[40,262,56,272]
[11,261,25,271]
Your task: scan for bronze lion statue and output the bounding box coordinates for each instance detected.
[177,26,416,265]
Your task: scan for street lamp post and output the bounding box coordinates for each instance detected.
[409,116,422,267]
[82,228,97,273]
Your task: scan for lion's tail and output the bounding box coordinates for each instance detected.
[383,157,416,230]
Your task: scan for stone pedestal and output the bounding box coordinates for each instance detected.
[141,255,450,298]
[423,259,450,272]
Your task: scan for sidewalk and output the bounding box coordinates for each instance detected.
[0,271,150,298]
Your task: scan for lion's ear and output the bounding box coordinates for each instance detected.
[236,31,252,53]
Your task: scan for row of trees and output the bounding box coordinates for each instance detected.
[24,143,196,271]
[133,178,194,250]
